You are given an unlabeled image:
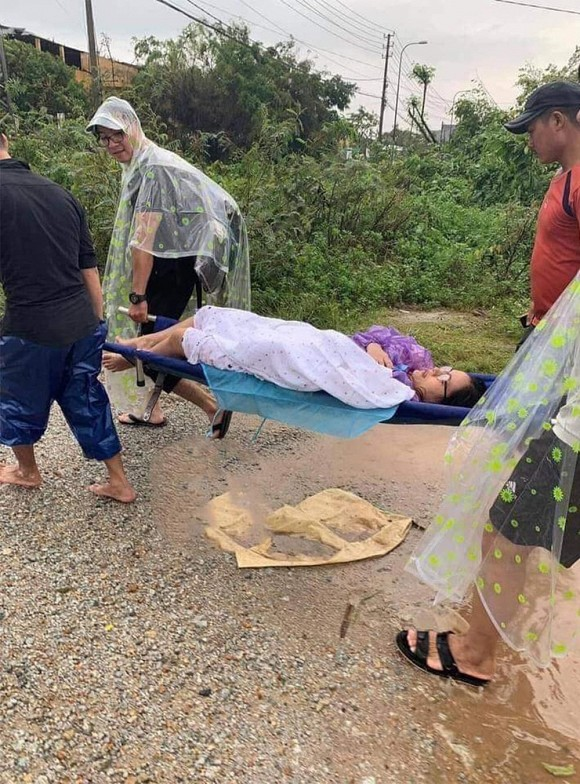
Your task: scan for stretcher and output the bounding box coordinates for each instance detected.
[104,311,495,438]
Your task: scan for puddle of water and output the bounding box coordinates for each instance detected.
[151,423,580,775]
[396,599,580,773]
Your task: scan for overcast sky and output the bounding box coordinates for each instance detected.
[5,0,580,130]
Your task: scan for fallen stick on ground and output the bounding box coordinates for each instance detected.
[339,590,382,639]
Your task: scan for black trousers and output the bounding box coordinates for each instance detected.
[515,324,535,352]
[489,429,580,568]
[141,257,201,393]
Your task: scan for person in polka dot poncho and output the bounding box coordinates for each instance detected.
[399,273,580,684]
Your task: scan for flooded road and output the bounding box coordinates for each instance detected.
[153,416,580,781]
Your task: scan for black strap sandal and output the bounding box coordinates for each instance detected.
[207,410,233,440]
[396,629,490,688]
[118,413,167,428]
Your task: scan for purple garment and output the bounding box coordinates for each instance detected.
[351,326,434,400]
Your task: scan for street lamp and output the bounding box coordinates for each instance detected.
[392,40,428,146]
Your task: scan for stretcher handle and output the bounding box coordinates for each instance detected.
[118,306,157,323]
[116,307,156,386]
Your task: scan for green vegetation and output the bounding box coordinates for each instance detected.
[129,26,355,153]
[4,38,88,116]
[3,28,580,372]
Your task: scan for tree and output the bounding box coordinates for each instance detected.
[449,90,549,207]
[4,39,88,117]
[407,95,420,134]
[347,107,377,147]
[412,63,436,118]
[129,24,356,157]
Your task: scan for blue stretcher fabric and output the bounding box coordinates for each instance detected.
[202,364,399,438]
[104,340,495,436]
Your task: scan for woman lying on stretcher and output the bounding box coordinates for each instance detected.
[109,306,486,411]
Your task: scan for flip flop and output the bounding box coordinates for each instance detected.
[118,413,167,428]
[208,409,233,440]
[396,629,490,688]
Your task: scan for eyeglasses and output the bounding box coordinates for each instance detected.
[97,130,125,147]
[438,366,453,402]
[437,366,453,382]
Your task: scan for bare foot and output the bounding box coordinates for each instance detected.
[405,629,495,681]
[118,335,157,350]
[0,463,42,488]
[102,351,133,372]
[206,406,218,424]
[88,481,136,503]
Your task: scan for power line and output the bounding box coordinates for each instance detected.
[184,0,230,28]
[389,75,449,115]
[394,38,424,73]
[429,85,451,105]
[493,0,580,14]
[391,38,451,113]
[211,13,287,40]
[237,0,382,69]
[160,0,390,111]
[154,0,259,47]
[275,0,382,54]
[168,0,386,73]
[305,0,386,43]
[158,0,394,120]
[287,0,384,49]
[475,72,500,107]
[207,0,384,74]
[185,0,367,75]
[356,90,383,99]
[332,0,394,34]
[357,89,394,111]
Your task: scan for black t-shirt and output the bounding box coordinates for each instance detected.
[0,159,98,347]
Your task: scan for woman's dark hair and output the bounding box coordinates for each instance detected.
[443,376,486,409]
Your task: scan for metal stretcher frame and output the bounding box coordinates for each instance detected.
[103,338,496,429]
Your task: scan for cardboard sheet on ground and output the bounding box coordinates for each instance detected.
[204,488,412,568]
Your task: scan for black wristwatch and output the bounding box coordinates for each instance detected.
[129,292,147,305]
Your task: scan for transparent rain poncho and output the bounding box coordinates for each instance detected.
[407,273,580,666]
[87,96,250,412]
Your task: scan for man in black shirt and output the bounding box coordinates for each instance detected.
[0,132,135,503]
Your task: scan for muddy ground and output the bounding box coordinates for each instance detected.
[151,402,580,782]
[1,397,579,783]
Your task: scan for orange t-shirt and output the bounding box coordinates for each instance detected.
[530,165,580,323]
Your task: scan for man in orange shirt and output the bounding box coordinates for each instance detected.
[506,81,580,347]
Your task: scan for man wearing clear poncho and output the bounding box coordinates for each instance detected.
[86,97,250,435]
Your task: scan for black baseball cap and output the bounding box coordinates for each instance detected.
[505,81,580,134]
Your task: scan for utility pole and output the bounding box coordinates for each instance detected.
[84,0,101,107]
[0,26,14,116]
[377,33,392,141]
